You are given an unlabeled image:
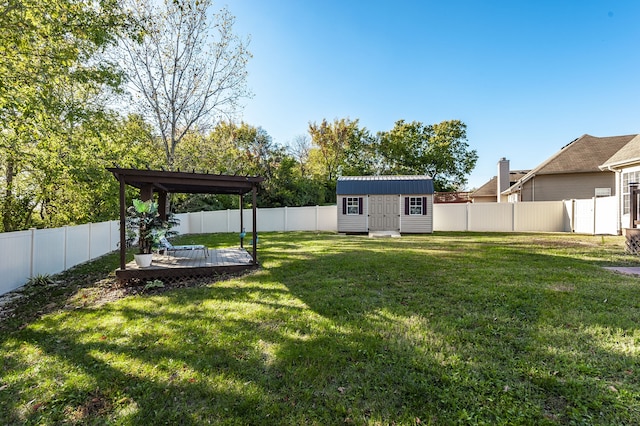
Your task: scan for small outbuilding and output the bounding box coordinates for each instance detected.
[336,175,434,234]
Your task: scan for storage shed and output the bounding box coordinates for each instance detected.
[336,175,434,234]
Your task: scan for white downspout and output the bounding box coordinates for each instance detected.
[606,165,622,234]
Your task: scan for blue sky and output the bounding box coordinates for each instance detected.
[227,0,640,189]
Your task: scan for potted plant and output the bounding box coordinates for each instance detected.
[126,199,176,267]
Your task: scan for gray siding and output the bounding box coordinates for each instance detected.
[400,194,433,233]
[337,195,368,232]
[521,173,615,201]
[337,194,433,233]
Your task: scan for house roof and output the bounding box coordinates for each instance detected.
[107,167,264,195]
[472,176,499,198]
[336,175,434,195]
[600,134,640,170]
[472,171,530,198]
[503,134,637,195]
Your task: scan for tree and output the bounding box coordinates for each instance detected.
[119,0,251,169]
[0,0,133,231]
[289,134,312,177]
[377,120,477,191]
[308,118,362,182]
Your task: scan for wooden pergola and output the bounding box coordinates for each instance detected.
[108,167,264,280]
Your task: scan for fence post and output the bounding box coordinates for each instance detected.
[465,203,470,231]
[29,228,36,279]
[64,225,68,270]
[593,196,597,235]
[88,223,92,261]
[316,205,319,231]
[284,206,288,232]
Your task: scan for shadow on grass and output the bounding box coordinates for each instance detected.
[2,232,639,424]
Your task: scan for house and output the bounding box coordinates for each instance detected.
[599,134,640,230]
[502,134,637,202]
[336,175,434,234]
[471,158,530,203]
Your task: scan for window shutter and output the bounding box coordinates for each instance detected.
[404,197,409,215]
[422,196,428,215]
[358,197,363,215]
[342,197,347,215]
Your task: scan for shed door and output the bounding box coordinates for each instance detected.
[369,195,400,231]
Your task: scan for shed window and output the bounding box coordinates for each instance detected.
[404,196,428,215]
[344,197,362,215]
[409,197,422,215]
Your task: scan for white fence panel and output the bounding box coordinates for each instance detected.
[574,199,595,234]
[514,201,566,232]
[33,228,66,276]
[257,207,285,232]
[317,206,338,231]
[433,204,468,231]
[0,230,32,294]
[66,224,91,268]
[187,212,203,234]
[173,213,190,234]
[469,203,514,232]
[284,207,307,231]
[110,221,120,251]
[594,196,618,235]
[202,210,229,233]
[90,222,114,260]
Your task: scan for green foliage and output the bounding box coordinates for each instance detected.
[126,199,178,254]
[144,279,165,290]
[26,274,54,286]
[119,0,251,168]
[377,119,478,191]
[0,0,136,231]
[308,118,371,181]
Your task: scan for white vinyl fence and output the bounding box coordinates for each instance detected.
[1,221,120,296]
[0,199,619,296]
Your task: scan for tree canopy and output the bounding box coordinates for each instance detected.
[119,0,251,169]
[377,120,478,191]
[0,2,478,231]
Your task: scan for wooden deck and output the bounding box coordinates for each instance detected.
[116,248,258,283]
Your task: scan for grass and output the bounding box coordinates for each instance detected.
[1,231,640,425]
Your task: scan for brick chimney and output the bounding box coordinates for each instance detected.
[497,158,509,203]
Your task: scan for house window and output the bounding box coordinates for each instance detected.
[622,171,640,214]
[595,188,611,197]
[346,197,360,215]
[409,197,423,215]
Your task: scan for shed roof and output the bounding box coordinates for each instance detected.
[336,175,434,195]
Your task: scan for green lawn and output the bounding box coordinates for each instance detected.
[1,232,640,425]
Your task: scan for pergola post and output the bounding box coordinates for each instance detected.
[158,191,168,221]
[252,185,257,264]
[119,177,127,270]
[240,194,244,248]
[140,185,153,202]
[107,167,264,281]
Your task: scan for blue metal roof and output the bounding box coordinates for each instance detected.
[336,175,434,195]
